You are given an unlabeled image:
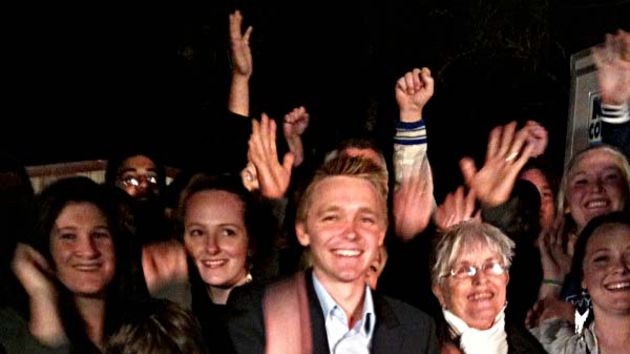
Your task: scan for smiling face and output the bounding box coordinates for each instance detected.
[50,202,116,298]
[433,244,509,330]
[565,149,628,230]
[296,176,387,289]
[183,190,249,290]
[582,223,630,316]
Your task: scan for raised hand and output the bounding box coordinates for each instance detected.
[248,114,294,199]
[282,106,310,167]
[395,67,434,122]
[459,121,535,207]
[538,216,572,289]
[142,239,188,297]
[12,243,68,346]
[393,157,434,240]
[12,243,56,298]
[229,10,253,79]
[593,29,630,105]
[524,120,548,157]
[241,161,260,192]
[228,10,253,116]
[433,186,480,232]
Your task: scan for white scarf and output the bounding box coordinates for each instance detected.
[443,308,508,354]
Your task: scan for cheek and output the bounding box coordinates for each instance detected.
[50,242,69,267]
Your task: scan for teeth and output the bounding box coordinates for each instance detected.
[334,249,360,257]
[74,264,101,271]
[586,200,608,208]
[201,260,227,268]
[469,292,492,300]
[606,281,630,290]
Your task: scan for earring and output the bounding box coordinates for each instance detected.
[574,289,591,336]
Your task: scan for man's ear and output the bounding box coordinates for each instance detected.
[295,222,310,247]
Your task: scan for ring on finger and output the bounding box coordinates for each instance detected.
[505,152,518,162]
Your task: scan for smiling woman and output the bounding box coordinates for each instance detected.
[532,212,630,354]
[28,176,147,353]
[175,173,276,353]
[430,221,546,354]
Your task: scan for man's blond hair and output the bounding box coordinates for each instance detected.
[296,155,388,225]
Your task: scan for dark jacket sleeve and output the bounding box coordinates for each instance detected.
[0,307,70,354]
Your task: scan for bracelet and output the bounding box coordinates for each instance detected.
[542,279,563,287]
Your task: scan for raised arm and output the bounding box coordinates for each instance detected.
[227,10,254,117]
[593,29,630,107]
[392,67,435,240]
[459,121,546,207]
[282,106,310,167]
[247,114,294,199]
[11,243,67,348]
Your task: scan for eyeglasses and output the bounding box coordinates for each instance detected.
[442,261,507,280]
[118,174,158,188]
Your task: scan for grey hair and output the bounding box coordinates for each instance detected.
[431,220,515,286]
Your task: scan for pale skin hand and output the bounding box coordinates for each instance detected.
[393,157,435,240]
[460,121,536,207]
[282,106,310,167]
[12,243,68,346]
[593,29,630,105]
[433,186,480,232]
[524,120,548,158]
[248,113,294,199]
[240,161,260,192]
[395,67,434,122]
[228,10,253,116]
[229,10,253,79]
[537,215,571,298]
[142,239,189,296]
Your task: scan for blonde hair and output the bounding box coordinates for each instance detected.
[557,145,630,218]
[296,156,388,226]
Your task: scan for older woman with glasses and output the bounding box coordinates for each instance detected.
[431,221,546,354]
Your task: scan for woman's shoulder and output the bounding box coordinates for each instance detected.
[529,317,596,354]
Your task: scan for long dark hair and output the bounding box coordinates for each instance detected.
[31,176,145,353]
[569,211,630,288]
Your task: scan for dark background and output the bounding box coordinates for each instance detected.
[3,0,629,198]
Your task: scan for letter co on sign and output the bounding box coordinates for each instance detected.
[588,95,602,144]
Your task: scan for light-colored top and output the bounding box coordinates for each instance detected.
[312,273,376,354]
[443,308,508,354]
[530,317,598,354]
[393,120,428,185]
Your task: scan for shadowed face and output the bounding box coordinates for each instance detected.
[520,168,555,230]
[116,155,160,201]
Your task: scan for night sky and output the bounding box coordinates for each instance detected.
[4,0,629,198]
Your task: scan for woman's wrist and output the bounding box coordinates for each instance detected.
[542,278,563,287]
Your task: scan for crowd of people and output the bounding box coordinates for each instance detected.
[1,9,628,354]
